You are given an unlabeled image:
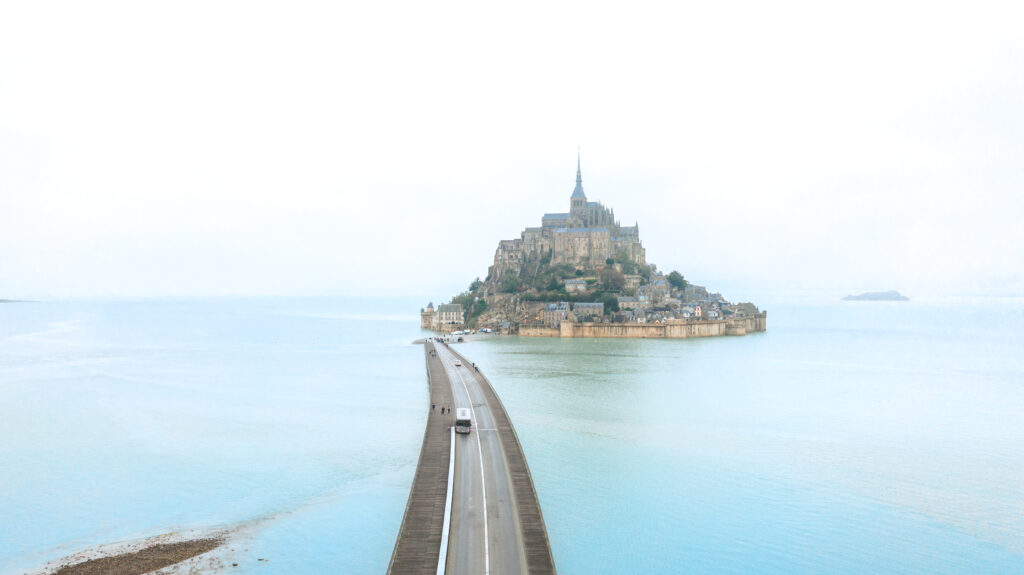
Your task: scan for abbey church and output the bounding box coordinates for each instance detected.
[490,154,646,282]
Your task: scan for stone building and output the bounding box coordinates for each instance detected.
[623,274,642,292]
[543,302,572,327]
[420,302,435,329]
[553,227,611,267]
[564,279,588,293]
[649,277,669,307]
[436,304,465,329]
[421,302,465,331]
[573,302,604,318]
[617,295,642,310]
[489,153,646,281]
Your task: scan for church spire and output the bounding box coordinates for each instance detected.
[571,149,586,199]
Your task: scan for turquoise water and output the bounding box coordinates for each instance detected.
[462,299,1024,574]
[0,299,427,574]
[2,298,1023,573]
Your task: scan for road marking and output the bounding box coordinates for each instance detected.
[474,407,490,575]
[436,427,455,575]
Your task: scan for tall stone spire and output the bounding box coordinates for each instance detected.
[571,149,586,199]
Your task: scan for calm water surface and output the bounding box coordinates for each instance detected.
[2,297,1022,573]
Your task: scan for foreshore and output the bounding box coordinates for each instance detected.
[41,535,225,575]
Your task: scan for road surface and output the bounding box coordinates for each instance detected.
[387,340,555,575]
[436,344,526,575]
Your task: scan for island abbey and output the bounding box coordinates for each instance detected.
[421,153,766,338]
[490,153,645,282]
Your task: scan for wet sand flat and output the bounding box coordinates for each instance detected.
[49,538,223,575]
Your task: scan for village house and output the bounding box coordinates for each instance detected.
[617,295,642,310]
[613,310,635,322]
[572,302,604,318]
[564,278,588,293]
[543,302,572,327]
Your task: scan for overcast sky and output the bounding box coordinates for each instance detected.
[1,1,1021,302]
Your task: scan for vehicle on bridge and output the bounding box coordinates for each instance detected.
[454,359,462,366]
[455,408,472,434]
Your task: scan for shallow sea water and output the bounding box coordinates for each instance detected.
[2,297,1022,573]
[462,298,1024,574]
[0,299,426,574]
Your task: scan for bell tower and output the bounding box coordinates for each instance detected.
[570,150,586,220]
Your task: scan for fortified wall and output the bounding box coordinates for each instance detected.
[519,313,767,339]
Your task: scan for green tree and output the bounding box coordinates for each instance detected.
[601,293,620,314]
[599,267,625,291]
[499,274,520,293]
[605,257,615,266]
[469,277,483,292]
[668,271,688,290]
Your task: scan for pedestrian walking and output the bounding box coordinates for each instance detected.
[432,403,435,411]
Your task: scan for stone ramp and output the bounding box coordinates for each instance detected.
[448,347,557,575]
[387,342,455,575]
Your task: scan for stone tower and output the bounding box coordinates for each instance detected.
[420,302,435,329]
[570,150,586,220]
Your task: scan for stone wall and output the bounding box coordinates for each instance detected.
[555,313,767,339]
[552,228,611,267]
[520,326,561,337]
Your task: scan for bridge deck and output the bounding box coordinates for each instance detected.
[448,346,557,574]
[388,341,556,574]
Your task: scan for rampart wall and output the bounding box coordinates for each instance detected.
[519,312,767,339]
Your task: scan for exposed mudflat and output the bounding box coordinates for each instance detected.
[47,537,223,575]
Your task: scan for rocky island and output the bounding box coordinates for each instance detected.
[421,155,766,339]
[842,290,909,301]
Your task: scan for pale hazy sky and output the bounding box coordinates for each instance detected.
[1,1,1021,301]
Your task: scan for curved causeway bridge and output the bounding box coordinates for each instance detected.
[387,341,556,575]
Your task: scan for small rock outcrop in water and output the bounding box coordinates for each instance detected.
[842,290,909,301]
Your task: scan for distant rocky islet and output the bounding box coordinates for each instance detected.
[842,290,909,301]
